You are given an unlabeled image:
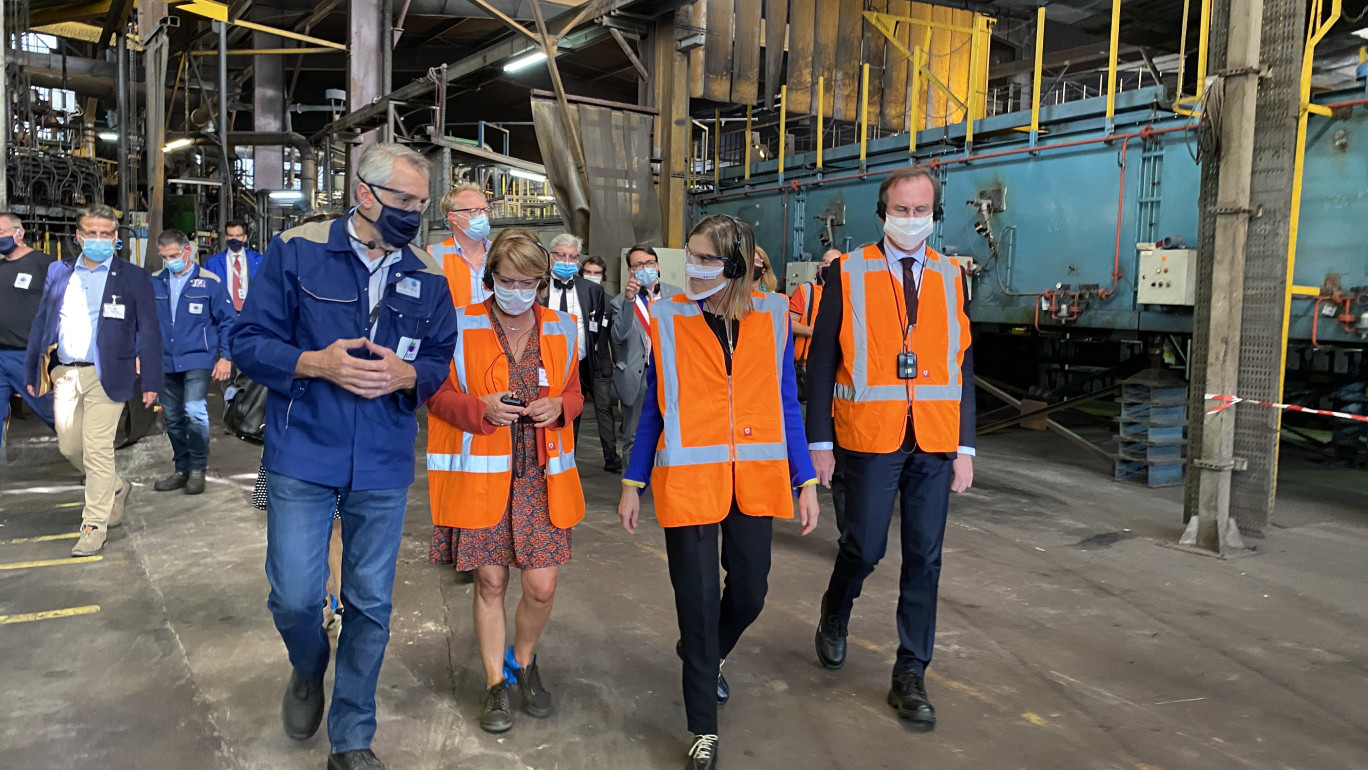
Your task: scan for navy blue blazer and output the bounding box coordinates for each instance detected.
[204,248,265,296]
[25,257,164,403]
[152,263,238,373]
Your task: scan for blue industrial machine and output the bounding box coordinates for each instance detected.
[690,85,1368,365]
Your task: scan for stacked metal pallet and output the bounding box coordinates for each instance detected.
[1114,372,1188,487]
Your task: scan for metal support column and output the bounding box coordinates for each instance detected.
[117,29,131,219]
[142,0,169,245]
[349,0,386,183]
[254,32,286,192]
[0,0,8,213]
[218,20,231,225]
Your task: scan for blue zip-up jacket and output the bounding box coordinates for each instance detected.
[152,263,238,373]
[25,256,164,403]
[229,217,459,491]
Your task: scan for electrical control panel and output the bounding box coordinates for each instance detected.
[786,261,821,294]
[1136,248,1196,306]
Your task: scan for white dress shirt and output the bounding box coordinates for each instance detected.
[347,218,403,339]
[549,278,587,361]
[228,249,250,297]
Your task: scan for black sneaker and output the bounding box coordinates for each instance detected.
[154,471,188,492]
[686,734,719,769]
[479,680,514,733]
[184,470,206,495]
[327,749,385,769]
[888,670,936,730]
[507,653,554,718]
[281,670,324,740]
[603,455,623,474]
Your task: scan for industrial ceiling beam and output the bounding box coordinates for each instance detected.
[97,0,135,49]
[314,0,646,140]
[28,0,111,27]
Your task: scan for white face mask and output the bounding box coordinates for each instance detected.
[583,274,603,284]
[883,215,934,251]
[493,283,537,315]
[684,262,727,301]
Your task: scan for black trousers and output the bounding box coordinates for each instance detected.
[664,502,773,735]
[572,365,619,462]
[823,448,952,677]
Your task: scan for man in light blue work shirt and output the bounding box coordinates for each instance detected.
[26,204,162,557]
[151,228,236,496]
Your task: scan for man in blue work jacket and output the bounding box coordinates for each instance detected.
[25,204,162,557]
[150,228,236,496]
[204,219,264,313]
[230,143,459,770]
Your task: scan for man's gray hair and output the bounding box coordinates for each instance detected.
[548,233,583,253]
[356,142,432,188]
[156,228,192,250]
[78,204,119,229]
[0,212,22,230]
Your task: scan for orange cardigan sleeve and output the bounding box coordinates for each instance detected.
[426,375,496,435]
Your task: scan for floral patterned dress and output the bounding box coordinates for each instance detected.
[429,314,572,571]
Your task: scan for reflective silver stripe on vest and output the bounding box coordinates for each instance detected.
[541,314,578,384]
[653,297,788,468]
[428,432,512,473]
[547,448,577,475]
[451,310,493,392]
[429,243,452,270]
[842,249,962,405]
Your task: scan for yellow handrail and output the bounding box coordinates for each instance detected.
[1030,7,1044,141]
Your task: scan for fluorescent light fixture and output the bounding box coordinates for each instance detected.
[509,168,546,182]
[97,131,119,141]
[503,51,548,73]
[268,190,305,202]
[1355,27,1368,39]
[163,137,194,152]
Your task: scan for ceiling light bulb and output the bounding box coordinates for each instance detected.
[503,51,548,73]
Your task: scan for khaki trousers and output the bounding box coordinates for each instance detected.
[52,365,123,530]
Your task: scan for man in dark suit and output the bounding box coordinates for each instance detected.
[609,245,682,468]
[544,234,621,471]
[806,165,975,730]
[204,219,265,313]
[25,204,162,557]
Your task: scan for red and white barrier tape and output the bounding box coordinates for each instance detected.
[1205,393,1368,423]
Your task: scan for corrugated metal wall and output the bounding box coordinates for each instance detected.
[689,0,989,132]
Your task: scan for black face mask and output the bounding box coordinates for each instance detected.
[356,177,423,250]
[0,235,17,256]
[815,268,826,286]
[226,238,246,252]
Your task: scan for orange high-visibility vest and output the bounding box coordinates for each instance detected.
[427,237,492,309]
[648,293,794,527]
[792,281,823,363]
[427,303,585,529]
[833,244,970,454]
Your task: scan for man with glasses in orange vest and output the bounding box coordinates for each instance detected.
[805,165,975,730]
[428,183,493,309]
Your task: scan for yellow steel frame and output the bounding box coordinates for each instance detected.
[744,104,752,181]
[1105,0,1120,126]
[713,108,721,189]
[817,75,825,168]
[866,9,992,145]
[1030,7,1044,142]
[778,85,787,180]
[860,63,870,163]
[1173,0,1213,116]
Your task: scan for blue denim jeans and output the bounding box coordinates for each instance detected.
[161,369,210,471]
[0,348,55,439]
[264,471,409,753]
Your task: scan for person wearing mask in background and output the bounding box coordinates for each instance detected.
[579,255,622,470]
[0,212,56,446]
[806,165,975,731]
[205,220,265,313]
[751,245,778,293]
[429,183,493,308]
[230,143,460,770]
[427,230,584,735]
[150,229,237,496]
[618,215,819,770]
[544,235,619,473]
[25,204,162,557]
[610,245,681,466]
[790,249,844,530]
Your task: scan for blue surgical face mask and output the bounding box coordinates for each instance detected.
[551,261,578,280]
[82,237,116,262]
[357,177,423,250]
[634,267,659,287]
[165,256,188,274]
[462,214,491,241]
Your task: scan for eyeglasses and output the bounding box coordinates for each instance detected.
[550,251,579,262]
[451,207,491,218]
[684,247,725,266]
[360,178,430,212]
[629,259,659,270]
[493,274,540,290]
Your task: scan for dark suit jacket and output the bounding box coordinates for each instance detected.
[805,241,975,455]
[544,276,613,383]
[204,248,266,289]
[25,256,164,402]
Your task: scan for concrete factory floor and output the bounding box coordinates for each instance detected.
[1,402,1366,770]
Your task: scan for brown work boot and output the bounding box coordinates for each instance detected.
[71,525,106,557]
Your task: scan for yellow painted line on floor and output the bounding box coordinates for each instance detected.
[56,502,83,508]
[1021,711,1053,727]
[0,604,101,625]
[0,533,81,545]
[0,555,103,570]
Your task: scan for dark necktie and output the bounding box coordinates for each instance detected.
[902,256,920,451]
[553,279,571,311]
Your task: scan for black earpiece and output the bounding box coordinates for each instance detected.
[722,215,748,280]
[875,198,944,222]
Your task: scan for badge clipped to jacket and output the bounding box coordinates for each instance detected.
[397,336,421,361]
[396,276,421,299]
[102,297,125,319]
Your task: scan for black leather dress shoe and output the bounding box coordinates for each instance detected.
[282,670,325,740]
[328,749,385,769]
[888,670,936,730]
[815,613,848,670]
[676,640,729,705]
[687,734,719,769]
[604,455,623,474]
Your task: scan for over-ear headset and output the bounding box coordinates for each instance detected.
[482,235,552,290]
[876,197,943,222]
[722,215,749,280]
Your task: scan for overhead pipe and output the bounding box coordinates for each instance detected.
[196,132,318,204]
